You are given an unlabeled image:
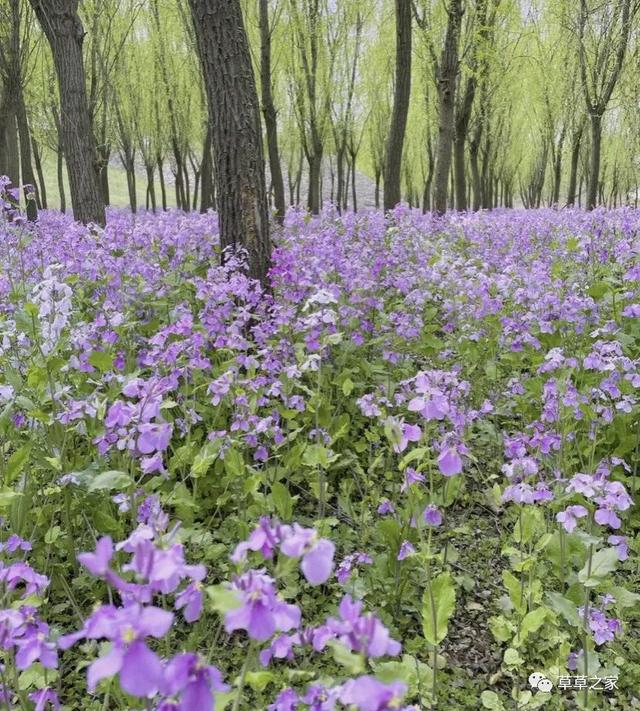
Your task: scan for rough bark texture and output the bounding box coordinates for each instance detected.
[16,91,37,221]
[29,0,105,225]
[567,120,584,206]
[383,0,411,211]
[259,0,285,224]
[433,0,463,215]
[188,0,271,286]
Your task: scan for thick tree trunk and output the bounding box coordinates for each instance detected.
[3,107,20,188]
[586,112,601,210]
[383,0,411,211]
[433,0,463,215]
[145,164,156,212]
[189,0,271,285]
[374,169,381,208]
[29,0,105,226]
[259,0,285,224]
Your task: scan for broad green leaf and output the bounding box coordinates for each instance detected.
[502,571,525,614]
[422,572,456,646]
[224,448,245,478]
[518,607,547,643]
[546,592,580,627]
[327,640,365,674]
[481,690,505,710]
[578,547,618,587]
[245,671,275,692]
[88,470,132,493]
[609,586,640,608]
[0,489,23,507]
[503,647,524,667]
[191,441,219,477]
[271,481,293,520]
[206,585,242,615]
[5,445,30,485]
[88,351,113,372]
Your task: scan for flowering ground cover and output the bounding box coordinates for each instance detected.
[0,201,638,710]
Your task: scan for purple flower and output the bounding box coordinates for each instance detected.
[161,653,229,711]
[231,517,281,562]
[268,688,300,711]
[279,524,335,585]
[77,536,113,577]
[59,603,173,697]
[28,688,60,711]
[224,570,301,641]
[437,447,462,476]
[556,505,588,533]
[608,535,628,561]
[377,500,395,515]
[594,507,621,529]
[423,505,442,527]
[400,467,425,492]
[397,541,415,560]
[175,581,204,622]
[339,676,407,711]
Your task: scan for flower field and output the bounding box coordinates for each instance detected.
[0,205,638,710]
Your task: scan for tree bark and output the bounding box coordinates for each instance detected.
[566,121,584,206]
[433,0,463,215]
[259,0,285,224]
[200,124,215,212]
[31,136,47,209]
[16,91,38,221]
[29,0,105,225]
[587,112,602,210]
[188,0,271,285]
[383,0,411,211]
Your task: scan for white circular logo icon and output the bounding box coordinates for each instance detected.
[529,672,553,691]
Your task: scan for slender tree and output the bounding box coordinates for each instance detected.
[259,0,286,224]
[188,0,271,285]
[28,0,105,225]
[383,0,412,211]
[432,0,463,215]
[577,0,636,210]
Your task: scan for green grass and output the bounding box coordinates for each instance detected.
[38,153,179,211]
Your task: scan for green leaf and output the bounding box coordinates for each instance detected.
[327,640,365,674]
[609,586,640,608]
[88,351,113,372]
[88,470,132,493]
[0,489,23,507]
[502,570,525,614]
[503,647,524,667]
[223,448,245,478]
[481,690,505,710]
[342,377,354,396]
[4,445,30,485]
[518,607,547,642]
[578,547,618,587]
[191,441,220,477]
[546,592,580,626]
[245,671,275,692]
[206,585,242,615]
[271,482,293,520]
[422,572,456,646]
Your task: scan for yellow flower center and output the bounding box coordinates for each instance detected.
[121,625,136,643]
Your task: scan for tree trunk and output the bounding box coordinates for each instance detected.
[259,0,285,224]
[188,0,271,285]
[433,0,463,215]
[157,155,167,210]
[586,112,601,210]
[383,0,411,211]
[31,136,47,209]
[567,123,583,206]
[200,124,215,212]
[29,0,105,226]
[307,151,322,215]
[4,107,19,188]
[16,92,37,221]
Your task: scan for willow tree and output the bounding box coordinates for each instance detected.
[188,0,271,285]
[28,0,105,225]
[577,0,637,210]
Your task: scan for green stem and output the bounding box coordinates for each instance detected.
[232,645,253,711]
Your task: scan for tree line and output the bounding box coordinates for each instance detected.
[1,0,639,280]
